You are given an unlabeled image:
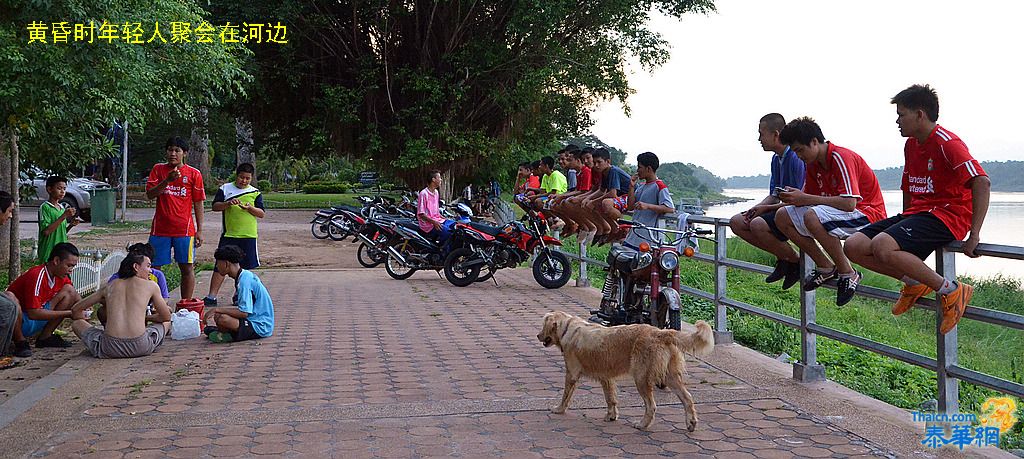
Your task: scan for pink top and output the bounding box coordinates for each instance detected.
[417,188,442,232]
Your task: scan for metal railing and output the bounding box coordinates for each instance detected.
[554,214,1024,415]
[69,250,126,296]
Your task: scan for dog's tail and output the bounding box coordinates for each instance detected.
[674,320,715,356]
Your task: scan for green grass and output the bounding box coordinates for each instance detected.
[74,220,150,236]
[559,235,1024,449]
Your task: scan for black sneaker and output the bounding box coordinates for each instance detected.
[803,267,837,291]
[765,261,790,284]
[13,340,32,357]
[203,297,218,307]
[836,271,862,306]
[781,262,801,290]
[36,334,72,348]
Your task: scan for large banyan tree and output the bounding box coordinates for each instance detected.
[224,0,715,188]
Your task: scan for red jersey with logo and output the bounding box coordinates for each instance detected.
[6,265,73,311]
[576,166,592,191]
[901,125,986,240]
[590,168,605,190]
[803,142,887,223]
[147,163,206,237]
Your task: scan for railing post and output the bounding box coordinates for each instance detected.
[713,223,733,344]
[576,241,590,288]
[793,250,825,382]
[936,248,959,415]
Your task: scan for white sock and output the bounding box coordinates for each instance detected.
[938,279,958,295]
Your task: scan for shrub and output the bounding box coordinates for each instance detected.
[257,179,272,191]
[303,181,350,194]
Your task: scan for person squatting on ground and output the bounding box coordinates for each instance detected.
[37,175,80,264]
[6,242,83,357]
[774,117,887,306]
[845,84,990,334]
[146,136,205,300]
[204,163,265,307]
[729,113,806,289]
[203,245,275,343]
[70,253,172,359]
[0,191,21,364]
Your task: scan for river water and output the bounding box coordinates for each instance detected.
[704,188,1024,281]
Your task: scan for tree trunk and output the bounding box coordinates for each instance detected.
[235,116,255,170]
[2,130,21,280]
[188,107,211,181]
[0,131,10,272]
[440,169,454,203]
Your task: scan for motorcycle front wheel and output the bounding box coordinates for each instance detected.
[533,250,571,289]
[385,250,417,280]
[443,248,482,287]
[650,296,681,330]
[311,220,330,239]
[357,242,385,268]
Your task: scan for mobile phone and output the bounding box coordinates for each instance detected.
[774,186,787,194]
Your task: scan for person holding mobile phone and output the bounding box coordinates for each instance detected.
[729,113,805,289]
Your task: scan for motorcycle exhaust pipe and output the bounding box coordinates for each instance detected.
[356,233,375,245]
[386,246,408,265]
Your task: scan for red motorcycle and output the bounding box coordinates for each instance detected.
[590,220,712,329]
[444,209,571,288]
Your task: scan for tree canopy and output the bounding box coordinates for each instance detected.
[228,0,715,187]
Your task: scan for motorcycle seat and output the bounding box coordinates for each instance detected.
[469,222,503,237]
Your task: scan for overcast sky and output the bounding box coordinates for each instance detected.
[590,0,1024,179]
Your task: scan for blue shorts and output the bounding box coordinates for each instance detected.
[217,237,260,270]
[149,235,195,266]
[21,302,53,338]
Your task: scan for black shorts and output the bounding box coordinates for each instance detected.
[757,209,788,242]
[231,318,261,342]
[217,237,260,270]
[857,213,955,260]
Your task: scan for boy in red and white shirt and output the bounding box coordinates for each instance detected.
[7,242,81,355]
[846,85,990,334]
[774,117,887,306]
[146,136,206,300]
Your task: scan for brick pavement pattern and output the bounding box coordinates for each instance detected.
[16,268,897,458]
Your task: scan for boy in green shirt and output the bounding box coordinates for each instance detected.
[203,163,265,306]
[38,176,80,264]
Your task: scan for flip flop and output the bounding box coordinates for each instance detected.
[208,331,234,344]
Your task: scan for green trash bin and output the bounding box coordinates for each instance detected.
[90,188,117,226]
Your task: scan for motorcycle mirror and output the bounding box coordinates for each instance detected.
[639,242,650,253]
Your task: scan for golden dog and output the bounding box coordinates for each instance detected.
[537,311,714,430]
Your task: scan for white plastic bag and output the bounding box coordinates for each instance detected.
[170,309,202,340]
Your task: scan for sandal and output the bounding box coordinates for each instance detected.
[208,331,234,344]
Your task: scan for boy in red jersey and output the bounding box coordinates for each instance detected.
[846,85,990,334]
[146,137,206,300]
[774,117,887,306]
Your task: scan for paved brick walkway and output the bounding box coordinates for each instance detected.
[0,267,1005,458]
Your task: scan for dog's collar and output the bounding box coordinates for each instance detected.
[559,322,570,341]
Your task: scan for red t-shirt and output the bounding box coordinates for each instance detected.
[803,142,887,223]
[6,265,73,311]
[575,166,592,191]
[590,168,605,190]
[902,125,987,240]
[147,163,206,237]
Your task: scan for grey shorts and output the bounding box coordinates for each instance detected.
[0,294,17,356]
[81,324,166,359]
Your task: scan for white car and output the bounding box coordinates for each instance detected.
[21,174,114,222]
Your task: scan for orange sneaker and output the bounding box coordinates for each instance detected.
[939,282,974,334]
[891,283,934,316]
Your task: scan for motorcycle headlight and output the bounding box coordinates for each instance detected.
[659,251,679,272]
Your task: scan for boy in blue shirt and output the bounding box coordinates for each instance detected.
[728,113,806,289]
[203,245,274,343]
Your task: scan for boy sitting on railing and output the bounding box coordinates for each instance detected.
[773,117,887,307]
[845,85,991,334]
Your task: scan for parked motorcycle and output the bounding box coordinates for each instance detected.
[382,204,482,285]
[444,207,571,289]
[590,220,712,330]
